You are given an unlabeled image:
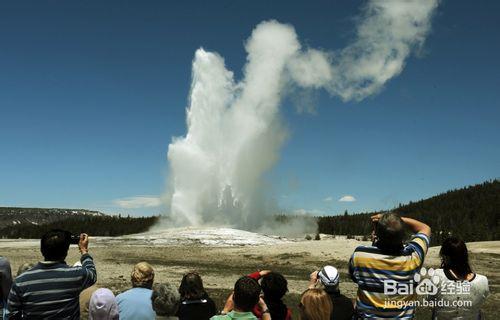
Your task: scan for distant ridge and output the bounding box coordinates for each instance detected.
[0,207,104,229]
[317,179,500,244]
[0,207,158,239]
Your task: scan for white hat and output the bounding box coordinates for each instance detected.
[318,265,340,288]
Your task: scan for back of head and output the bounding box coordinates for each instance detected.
[41,229,71,261]
[0,257,13,302]
[179,272,206,300]
[152,283,181,317]
[440,236,472,279]
[89,288,119,320]
[317,266,340,294]
[261,272,288,301]
[131,262,154,289]
[299,289,332,320]
[233,276,261,312]
[375,212,405,253]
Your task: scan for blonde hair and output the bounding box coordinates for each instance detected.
[299,289,332,320]
[131,262,154,288]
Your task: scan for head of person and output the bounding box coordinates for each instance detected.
[17,262,35,276]
[233,276,261,312]
[89,288,119,320]
[152,283,180,317]
[0,256,13,302]
[260,272,288,301]
[299,289,332,320]
[179,272,207,300]
[40,229,72,261]
[315,266,340,294]
[375,212,405,252]
[440,237,472,279]
[131,262,154,289]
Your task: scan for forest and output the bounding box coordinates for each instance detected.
[317,179,500,245]
[0,214,159,239]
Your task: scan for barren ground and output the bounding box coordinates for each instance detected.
[1,231,498,320]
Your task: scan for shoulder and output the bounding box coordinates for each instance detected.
[210,316,229,320]
[472,274,489,286]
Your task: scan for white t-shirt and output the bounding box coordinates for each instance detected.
[430,269,489,320]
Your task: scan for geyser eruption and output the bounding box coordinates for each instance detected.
[167,0,438,228]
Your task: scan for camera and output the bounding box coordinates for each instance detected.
[67,232,81,245]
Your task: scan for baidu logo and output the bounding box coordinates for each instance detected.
[384,267,440,295]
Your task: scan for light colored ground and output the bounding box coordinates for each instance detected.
[1,229,498,319]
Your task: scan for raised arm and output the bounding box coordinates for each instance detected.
[401,217,431,237]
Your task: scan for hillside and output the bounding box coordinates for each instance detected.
[0,207,158,239]
[317,179,500,244]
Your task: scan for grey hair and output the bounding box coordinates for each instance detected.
[376,212,405,251]
[151,283,180,316]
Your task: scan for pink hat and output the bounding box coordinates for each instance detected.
[89,288,119,320]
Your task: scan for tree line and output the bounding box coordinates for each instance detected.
[0,215,159,239]
[317,179,500,245]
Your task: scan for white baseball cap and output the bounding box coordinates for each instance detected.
[318,265,340,287]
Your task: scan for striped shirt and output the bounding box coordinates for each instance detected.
[349,233,430,319]
[6,253,97,320]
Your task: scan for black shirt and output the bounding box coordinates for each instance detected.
[329,291,354,320]
[177,295,217,320]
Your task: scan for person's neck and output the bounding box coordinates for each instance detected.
[233,307,250,313]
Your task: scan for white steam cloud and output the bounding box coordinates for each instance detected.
[166,0,438,229]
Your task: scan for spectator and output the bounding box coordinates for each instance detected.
[211,276,270,320]
[81,285,100,319]
[6,230,97,319]
[309,265,354,320]
[116,262,156,320]
[177,272,216,320]
[152,283,180,320]
[16,263,34,277]
[299,289,332,320]
[248,270,292,320]
[89,288,119,320]
[429,237,489,319]
[349,212,431,319]
[0,257,13,319]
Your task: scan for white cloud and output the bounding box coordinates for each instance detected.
[293,208,325,215]
[113,196,162,209]
[338,195,356,202]
[323,196,333,202]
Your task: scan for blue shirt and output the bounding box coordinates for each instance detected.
[116,287,155,320]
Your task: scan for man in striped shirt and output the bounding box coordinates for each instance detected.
[349,212,431,319]
[6,230,97,319]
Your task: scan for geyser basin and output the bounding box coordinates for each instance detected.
[93,227,289,247]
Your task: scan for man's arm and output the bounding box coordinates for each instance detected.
[401,217,431,237]
[78,234,97,289]
[5,284,22,320]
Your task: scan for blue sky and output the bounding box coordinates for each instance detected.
[0,0,498,216]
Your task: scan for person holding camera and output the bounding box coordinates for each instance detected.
[6,229,97,320]
[349,212,431,319]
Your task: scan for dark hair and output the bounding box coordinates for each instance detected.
[261,272,288,301]
[233,276,261,312]
[179,272,207,300]
[375,212,405,253]
[440,237,472,280]
[40,229,70,261]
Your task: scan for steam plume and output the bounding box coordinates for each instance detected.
[166,0,438,228]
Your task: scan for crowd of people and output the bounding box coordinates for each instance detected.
[0,212,490,320]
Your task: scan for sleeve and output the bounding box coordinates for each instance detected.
[348,253,357,283]
[247,271,261,280]
[406,233,430,267]
[80,253,97,289]
[5,284,22,320]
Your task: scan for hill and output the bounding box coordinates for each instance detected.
[317,179,500,244]
[0,207,158,238]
